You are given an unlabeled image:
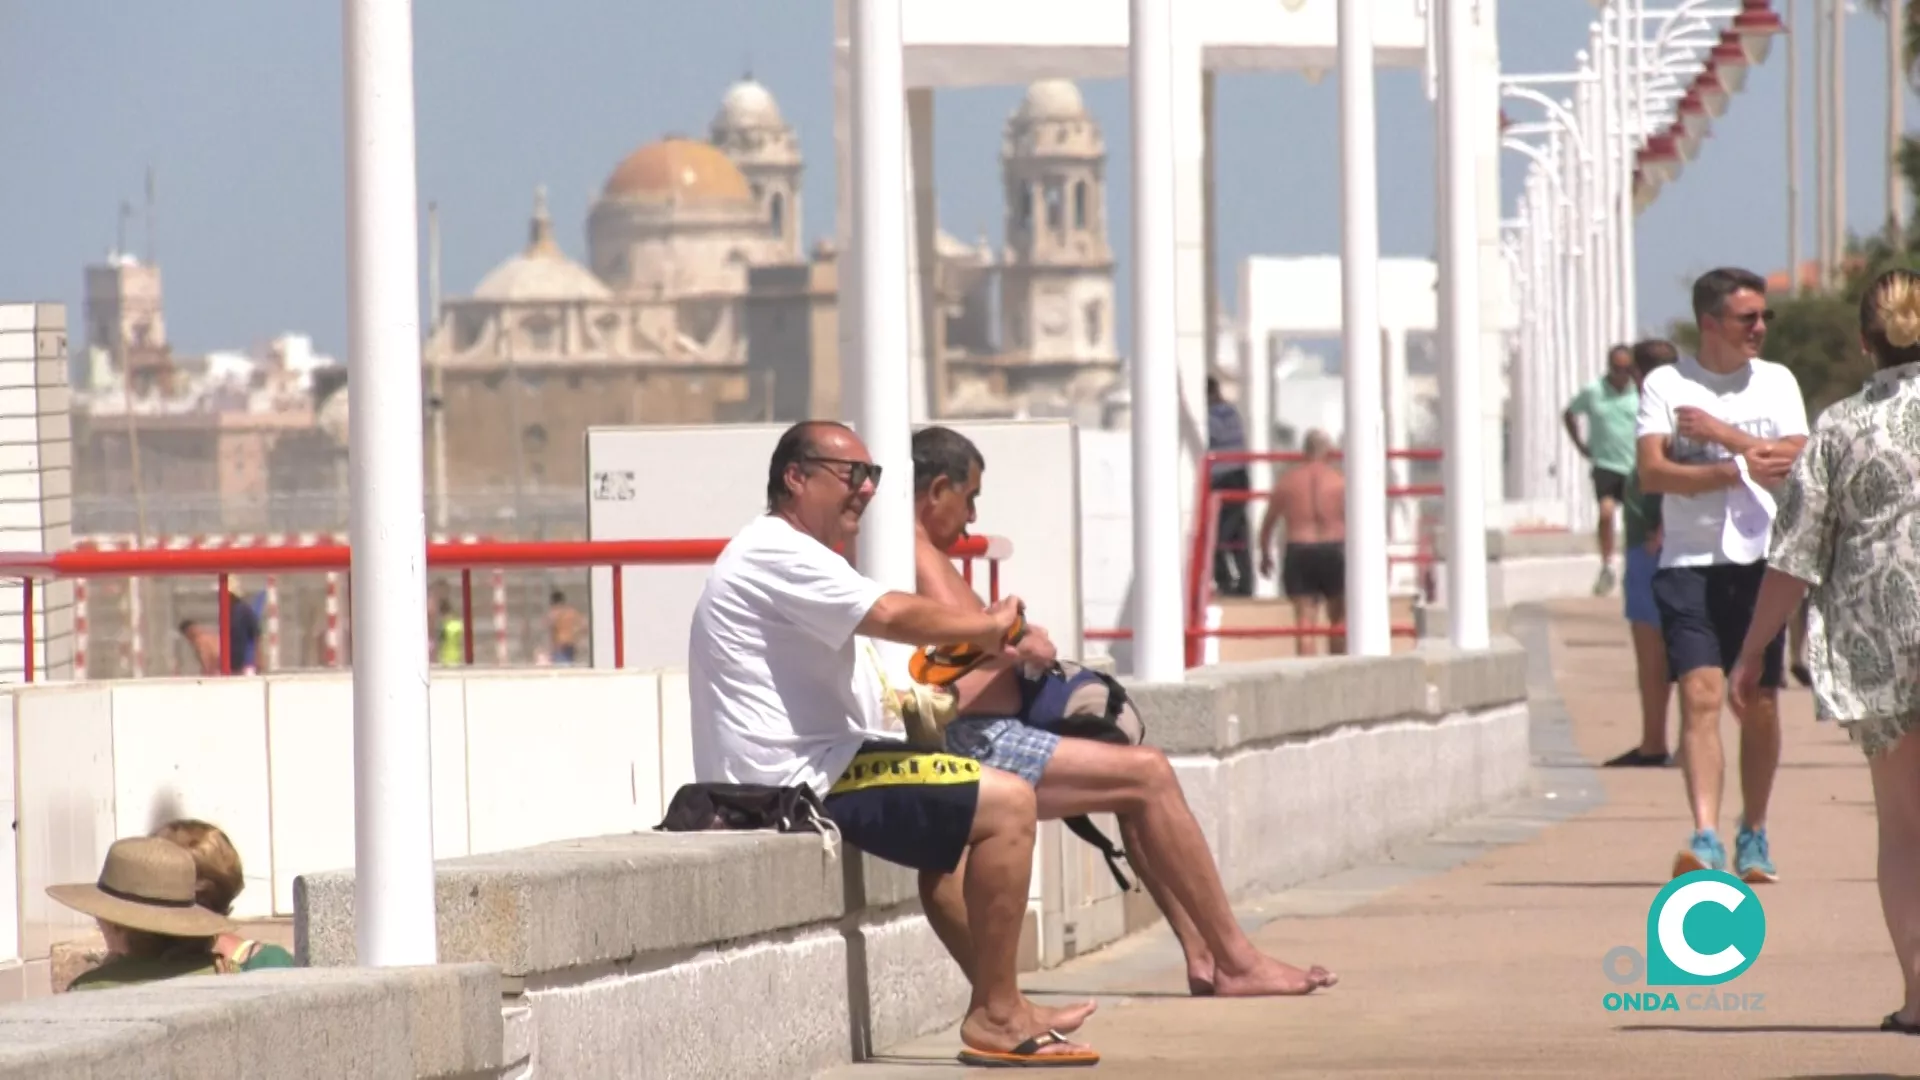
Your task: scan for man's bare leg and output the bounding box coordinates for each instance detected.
[1733,687,1781,833]
[1290,598,1322,657]
[917,861,1096,1033]
[1326,594,1348,656]
[1674,667,1727,873]
[1116,814,1216,994]
[1629,622,1673,758]
[957,767,1098,1059]
[1035,739,1335,995]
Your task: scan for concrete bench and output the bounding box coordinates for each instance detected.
[292,643,1530,1080]
[0,964,503,1079]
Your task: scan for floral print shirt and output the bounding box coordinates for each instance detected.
[1768,362,1920,724]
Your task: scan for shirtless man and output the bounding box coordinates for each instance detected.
[904,425,1337,999]
[1256,429,1348,655]
[178,620,221,675]
[548,590,586,665]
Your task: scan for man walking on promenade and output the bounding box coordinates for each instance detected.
[1565,343,1641,595]
[1635,268,1808,882]
[1603,338,1678,769]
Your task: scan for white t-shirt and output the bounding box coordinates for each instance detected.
[687,514,900,794]
[1635,355,1809,568]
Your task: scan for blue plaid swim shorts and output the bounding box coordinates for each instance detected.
[944,717,1061,786]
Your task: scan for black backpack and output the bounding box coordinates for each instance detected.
[655,782,831,835]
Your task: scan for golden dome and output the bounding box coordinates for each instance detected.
[602,138,752,202]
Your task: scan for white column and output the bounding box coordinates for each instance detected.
[851,0,916,594]
[1474,0,1506,521]
[905,87,937,423]
[1620,0,1641,337]
[1337,0,1389,657]
[1441,0,1489,648]
[341,0,436,967]
[1171,16,1209,549]
[1130,0,1184,682]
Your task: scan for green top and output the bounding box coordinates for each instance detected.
[68,954,220,991]
[237,941,295,970]
[1623,470,1662,550]
[1568,377,1641,476]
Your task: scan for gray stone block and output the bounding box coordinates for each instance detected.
[1128,655,1428,754]
[523,927,850,1080]
[0,963,501,1080]
[298,831,847,977]
[1416,638,1529,713]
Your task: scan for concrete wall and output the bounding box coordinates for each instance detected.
[1420,528,1602,633]
[0,963,510,1079]
[0,666,677,999]
[296,643,1529,1080]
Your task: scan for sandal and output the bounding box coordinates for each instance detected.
[1882,1011,1920,1035]
[956,1029,1100,1068]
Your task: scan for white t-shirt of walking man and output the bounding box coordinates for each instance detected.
[1635,354,1809,569]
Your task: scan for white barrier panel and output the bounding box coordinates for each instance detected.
[584,420,1084,671]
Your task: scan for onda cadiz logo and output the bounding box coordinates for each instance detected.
[1600,870,1767,1013]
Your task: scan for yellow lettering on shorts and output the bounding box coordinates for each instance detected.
[829,750,982,795]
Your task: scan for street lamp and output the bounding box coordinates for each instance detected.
[1732,0,1786,65]
[1693,66,1731,118]
[1711,31,1752,93]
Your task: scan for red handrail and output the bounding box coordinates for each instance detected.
[11,534,1008,680]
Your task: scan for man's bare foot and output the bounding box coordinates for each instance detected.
[960,1005,1099,1062]
[1212,956,1337,997]
[1187,960,1217,996]
[1034,997,1097,1034]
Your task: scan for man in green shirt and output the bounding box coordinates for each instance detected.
[1564,344,1642,595]
[1603,338,1678,769]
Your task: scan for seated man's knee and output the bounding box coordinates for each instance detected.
[972,766,1037,839]
[1128,745,1178,792]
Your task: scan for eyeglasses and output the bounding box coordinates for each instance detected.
[804,456,882,489]
[1723,309,1775,327]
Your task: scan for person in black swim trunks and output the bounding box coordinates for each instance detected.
[1257,429,1348,655]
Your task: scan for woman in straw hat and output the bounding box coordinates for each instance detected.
[49,836,240,991]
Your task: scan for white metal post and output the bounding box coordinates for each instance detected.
[851,0,917,596]
[1337,0,1389,656]
[1440,0,1489,648]
[1130,0,1184,681]
[1621,0,1641,337]
[340,0,437,967]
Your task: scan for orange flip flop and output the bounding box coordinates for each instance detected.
[955,1029,1099,1068]
[908,609,1026,686]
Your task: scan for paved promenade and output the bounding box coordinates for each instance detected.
[823,599,1919,1078]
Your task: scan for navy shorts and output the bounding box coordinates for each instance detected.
[1650,562,1786,689]
[822,741,979,874]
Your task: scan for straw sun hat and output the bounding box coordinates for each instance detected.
[46,837,235,938]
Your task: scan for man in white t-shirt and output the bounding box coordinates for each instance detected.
[1635,267,1808,886]
[688,420,1097,1068]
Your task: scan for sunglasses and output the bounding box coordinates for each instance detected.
[1722,309,1775,327]
[804,456,883,489]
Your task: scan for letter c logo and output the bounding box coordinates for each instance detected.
[1646,872,1765,986]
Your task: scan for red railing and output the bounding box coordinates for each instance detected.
[1086,448,1443,667]
[1,535,1009,682]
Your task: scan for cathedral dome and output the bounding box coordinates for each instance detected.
[1017,80,1087,121]
[715,78,784,130]
[603,138,753,202]
[473,187,612,302]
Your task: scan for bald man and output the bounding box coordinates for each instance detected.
[1257,430,1347,655]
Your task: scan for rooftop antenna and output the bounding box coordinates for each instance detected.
[116,200,133,258]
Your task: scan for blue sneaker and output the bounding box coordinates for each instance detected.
[1736,822,1778,883]
[1673,829,1726,877]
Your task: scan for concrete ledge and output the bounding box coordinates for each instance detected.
[1415,639,1529,714]
[0,963,504,1080]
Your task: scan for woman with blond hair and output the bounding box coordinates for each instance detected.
[151,819,295,970]
[1732,266,1920,1035]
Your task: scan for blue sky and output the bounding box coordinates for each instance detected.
[0,1,1907,358]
